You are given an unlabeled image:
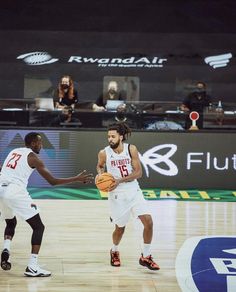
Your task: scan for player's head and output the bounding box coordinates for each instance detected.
[107,123,131,149]
[62,106,73,115]
[24,132,42,154]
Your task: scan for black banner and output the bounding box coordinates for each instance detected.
[0,129,235,189]
[0,31,235,104]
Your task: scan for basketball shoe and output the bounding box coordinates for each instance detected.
[139,254,160,270]
[24,265,51,277]
[1,249,11,271]
[110,249,121,267]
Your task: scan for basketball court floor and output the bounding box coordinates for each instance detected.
[0,199,235,292]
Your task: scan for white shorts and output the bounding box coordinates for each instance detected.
[0,183,39,221]
[108,187,150,227]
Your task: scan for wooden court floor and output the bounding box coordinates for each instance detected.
[0,199,235,292]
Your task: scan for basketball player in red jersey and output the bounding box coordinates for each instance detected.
[96,123,159,270]
[0,132,93,277]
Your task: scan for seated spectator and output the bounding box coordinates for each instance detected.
[92,81,126,112]
[50,106,81,127]
[102,104,137,128]
[55,75,78,110]
[180,81,211,129]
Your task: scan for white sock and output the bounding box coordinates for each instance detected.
[3,239,11,251]
[111,244,119,252]
[143,243,151,257]
[28,254,38,267]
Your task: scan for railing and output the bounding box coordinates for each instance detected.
[0,109,236,130]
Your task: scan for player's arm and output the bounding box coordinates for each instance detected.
[180,94,191,112]
[96,150,106,175]
[28,152,93,185]
[180,103,190,112]
[119,144,142,183]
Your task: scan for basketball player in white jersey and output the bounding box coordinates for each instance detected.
[0,132,93,277]
[96,123,159,270]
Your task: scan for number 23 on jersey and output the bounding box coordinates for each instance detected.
[6,153,22,169]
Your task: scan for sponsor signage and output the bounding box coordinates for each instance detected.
[176,236,236,292]
[29,188,236,200]
[16,51,234,69]
[139,144,236,179]
[17,52,59,65]
[0,30,235,102]
[204,53,233,69]
[0,130,235,188]
[16,51,167,68]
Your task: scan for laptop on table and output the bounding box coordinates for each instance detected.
[106,100,124,112]
[35,97,54,111]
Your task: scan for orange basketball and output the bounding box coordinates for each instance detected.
[95,172,115,192]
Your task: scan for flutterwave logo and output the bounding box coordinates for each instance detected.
[17,52,59,65]
[139,144,178,177]
[204,53,232,69]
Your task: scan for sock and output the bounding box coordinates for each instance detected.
[111,244,119,252]
[28,254,38,267]
[3,239,11,252]
[143,243,151,257]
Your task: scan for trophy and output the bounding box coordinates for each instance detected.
[189,111,199,130]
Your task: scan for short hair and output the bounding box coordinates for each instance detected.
[108,81,118,90]
[196,81,206,88]
[62,106,73,114]
[24,132,41,146]
[108,122,131,141]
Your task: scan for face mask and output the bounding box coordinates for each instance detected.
[109,89,116,95]
[116,112,125,120]
[62,84,69,89]
[196,88,205,93]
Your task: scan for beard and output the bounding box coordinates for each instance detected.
[109,141,120,149]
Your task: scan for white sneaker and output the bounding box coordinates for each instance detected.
[24,265,51,277]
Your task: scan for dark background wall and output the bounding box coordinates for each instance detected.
[0,0,236,103]
[1,0,236,33]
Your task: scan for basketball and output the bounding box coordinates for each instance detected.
[95,172,115,192]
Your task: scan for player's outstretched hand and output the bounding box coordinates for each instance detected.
[77,170,94,184]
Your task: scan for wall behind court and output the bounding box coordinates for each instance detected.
[0,129,235,189]
[0,30,236,103]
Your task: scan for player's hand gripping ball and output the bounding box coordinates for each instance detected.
[95,172,115,192]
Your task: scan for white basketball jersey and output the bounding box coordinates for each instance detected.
[105,143,140,190]
[0,147,35,187]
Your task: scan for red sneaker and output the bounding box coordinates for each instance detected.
[139,254,160,270]
[110,249,121,267]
